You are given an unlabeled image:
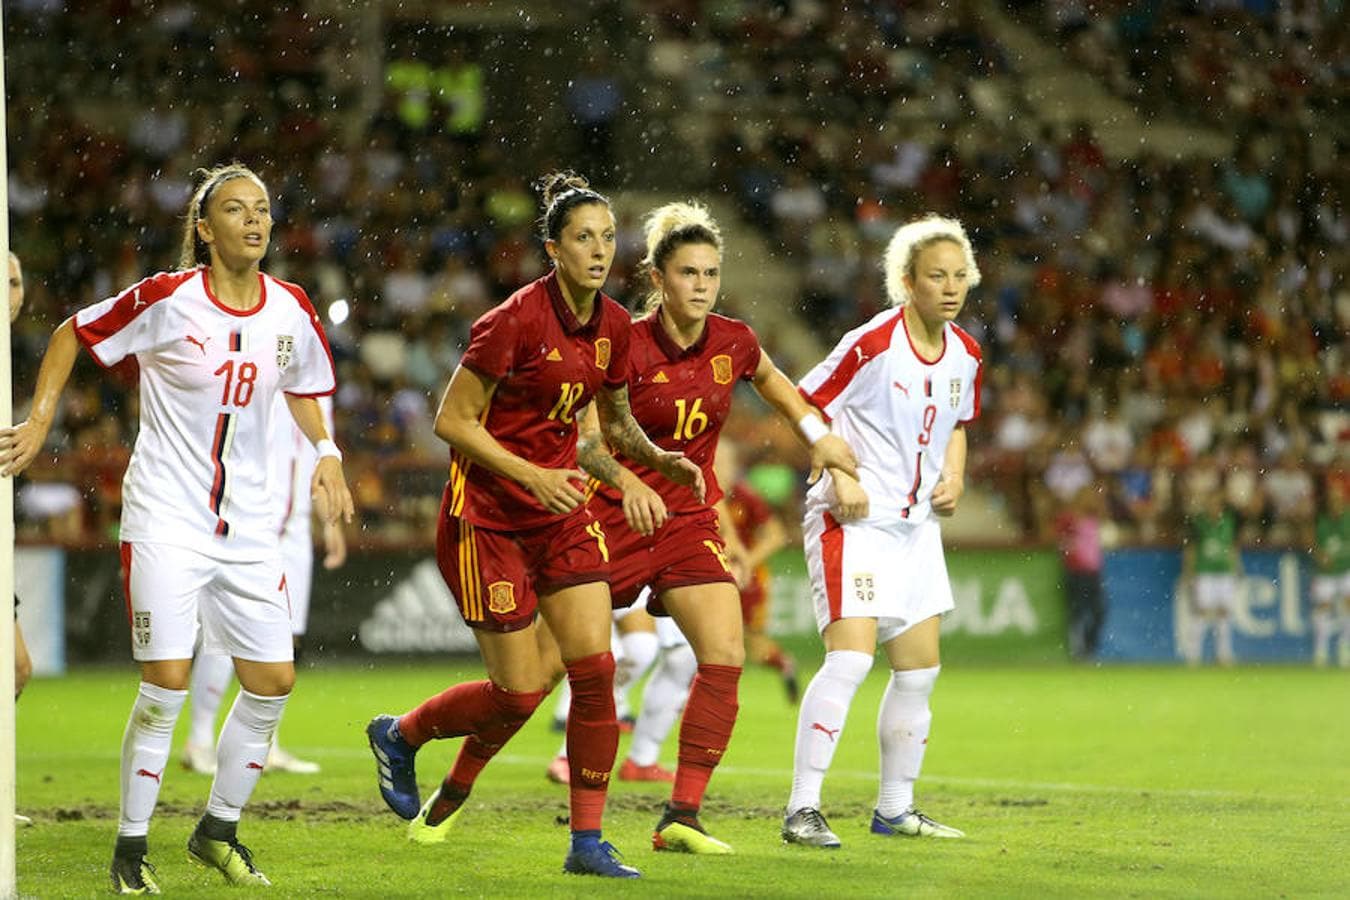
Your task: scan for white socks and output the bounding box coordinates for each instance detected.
[627,644,697,766]
[205,690,289,822]
[613,630,659,720]
[1312,608,1332,664]
[187,652,235,748]
[119,682,187,837]
[787,650,873,813]
[876,665,939,817]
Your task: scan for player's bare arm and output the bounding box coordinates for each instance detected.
[435,364,587,515]
[596,384,706,503]
[0,317,79,477]
[285,394,355,525]
[576,403,668,536]
[750,351,858,483]
[931,425,967,517]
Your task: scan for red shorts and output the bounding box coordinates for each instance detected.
[436,489,609,633]
[592,498,736,613]
[740,569,769,630]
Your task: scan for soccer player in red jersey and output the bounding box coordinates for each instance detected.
[366,173,702,879]
[714,441,799,703]
[0,164,354,893]
[572,201,857,853]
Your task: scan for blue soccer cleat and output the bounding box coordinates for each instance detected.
[870,807,965,838]
[366,714,420,819]
[563,836,641,878]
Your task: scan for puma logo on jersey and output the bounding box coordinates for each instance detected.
[546,347,563,362]
[135,768,163,783]
[652,371,669,383]
[811,722,840,742]
[893,381,910,397]
[186,334,211,355]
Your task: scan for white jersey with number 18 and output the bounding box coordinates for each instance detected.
[74,267,335,561]
[799,306,982,528]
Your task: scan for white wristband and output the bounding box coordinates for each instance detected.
[797,414,830,446]
[316,438,343,462]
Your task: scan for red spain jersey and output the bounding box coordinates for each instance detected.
[724,481,775,611]
[450,270,631,530]
[594,313,761,513]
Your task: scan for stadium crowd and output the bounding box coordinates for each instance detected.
[7,0,1346,551]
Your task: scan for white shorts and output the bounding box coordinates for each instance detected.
[122,541,294,663]
[279,516,314,635]
[614,587,690,650]
[1192,573,1238,613]
[1311,572,1350,606]
[803,512,953,641]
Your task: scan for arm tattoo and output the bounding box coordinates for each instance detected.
[577,431,625,489]
[599,387,666,469]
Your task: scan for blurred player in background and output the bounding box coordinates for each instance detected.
[1310,486,1349,667]
[1181,490,1242,666]
[9,252,34,705]
[783,215,983,848]
[558,200,856,854]
[365,172,701,880]
[10,252,34,831]
[0,164,352,893]
[715,439,798,702]
[181,394,346,776]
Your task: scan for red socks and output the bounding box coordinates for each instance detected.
[397,680,544,750]
[673,664,742,810]
[564,652,618,832]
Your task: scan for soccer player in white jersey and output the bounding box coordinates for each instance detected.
[0,163,355,894]
[182,393,347,776]
[781,214,983,848]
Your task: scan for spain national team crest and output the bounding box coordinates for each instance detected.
[711,354,733,385]
[853,574,875,603]
[949,378,962,410]
[594,338,611,370]
[276,335,295,371]
[487,581,516,615]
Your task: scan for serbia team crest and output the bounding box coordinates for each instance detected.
[276,334,295,371]
[594,338,611,369]
[949,378,962,409]
[711,354,734,385]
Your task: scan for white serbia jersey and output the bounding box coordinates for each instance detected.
[74,268,336,561]
[270,393,334,539]
[799,307,982,527]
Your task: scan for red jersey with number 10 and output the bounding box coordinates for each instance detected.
[594,312,761,513]
[452,270,631,530]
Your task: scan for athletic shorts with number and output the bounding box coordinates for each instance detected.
[120,541,294,663]
[803,511,954,642]
[614,587,690,649]
[436,493,609,633]
[1311,572,1350,605]
[1192,573,1238,612]
[591,498,736,613]
[279,517,314,636]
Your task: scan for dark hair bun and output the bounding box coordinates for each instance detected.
[536,171,592,207]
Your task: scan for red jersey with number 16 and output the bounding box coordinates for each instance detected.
[593,313,761,513]
[451,270,631,530]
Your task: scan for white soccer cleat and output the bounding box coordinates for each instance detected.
[180,742,217,776]
[871,808,965,838]
[266,744,320,774]
[15,813,33,827]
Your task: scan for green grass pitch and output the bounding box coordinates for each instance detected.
[14,657,1349,898]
